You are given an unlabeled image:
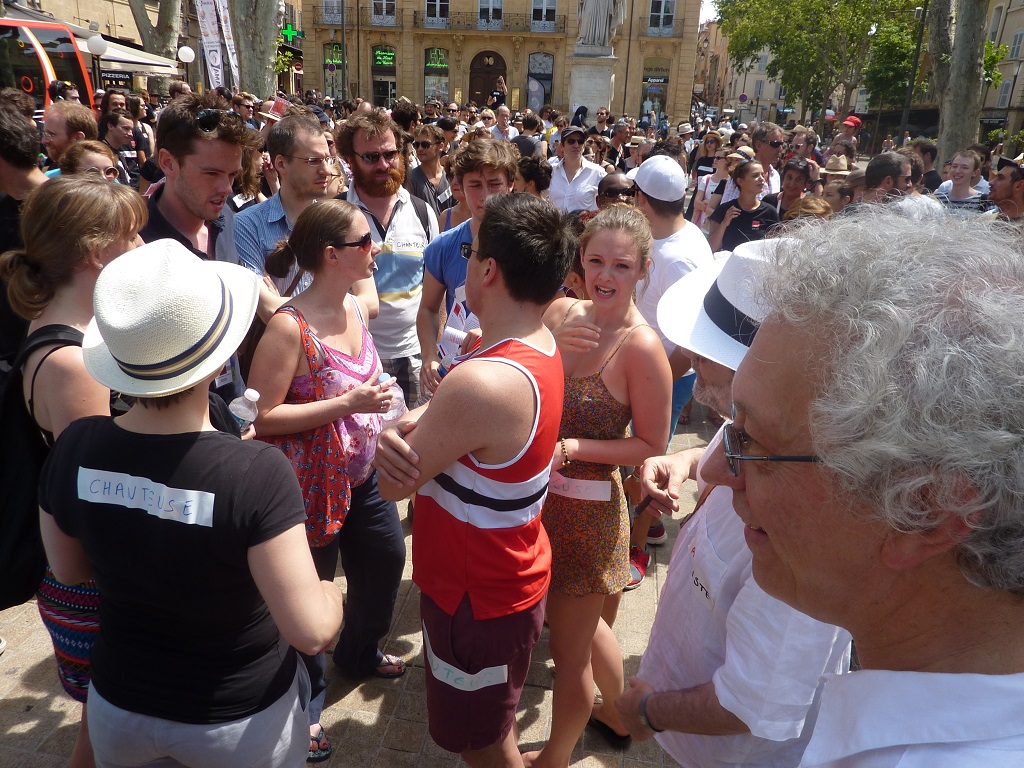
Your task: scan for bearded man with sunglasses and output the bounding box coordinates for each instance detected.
[547,124,606,212]
[337,108,439,408]
[750,121,784,197]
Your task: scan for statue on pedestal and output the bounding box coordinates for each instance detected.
[576,0,625,48]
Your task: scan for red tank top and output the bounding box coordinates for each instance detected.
[412,336,563,619]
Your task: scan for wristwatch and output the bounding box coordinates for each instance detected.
[639,692,664,733]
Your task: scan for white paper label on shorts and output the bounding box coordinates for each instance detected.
[77,467,215,527]
[547,470,612,502]
[422,623,508,692]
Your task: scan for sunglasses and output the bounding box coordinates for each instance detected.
[196,108,243,132]
[767,140,786,148]
[335,232,374,250]
[482,116,495,121]
[563,136,585,145]
[601,187,635,198]
[460,242,482,260]
[447,107,459,112]
[355,149,401,164]
[412,141,438,150]
[715,153,728,159]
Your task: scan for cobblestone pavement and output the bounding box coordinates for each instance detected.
[0,408,718,768]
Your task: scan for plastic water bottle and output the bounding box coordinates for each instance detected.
[228,388,260,431]
[377,373,408,424]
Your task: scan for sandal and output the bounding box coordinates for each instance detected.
[374,651,407,679]
[308,725,332,763]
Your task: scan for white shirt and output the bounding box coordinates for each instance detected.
[547,158,606,212]
[639,431,852,768]
[490,124,519,141]
[721,164,778,205]
[635,223,714,355]
[937,177,990,195]
[346,185,439,359]
[800,669,1024,767]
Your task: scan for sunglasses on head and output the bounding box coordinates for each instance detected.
[335,232,374,250]
[196,108,243,132]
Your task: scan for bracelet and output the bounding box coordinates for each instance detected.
[638,692,664,733]
[560,437,571,466]
[810,178,823,186]
[630,467,642,480]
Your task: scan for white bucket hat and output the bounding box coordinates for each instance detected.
[657,239,789,372]
[84,239,260,397]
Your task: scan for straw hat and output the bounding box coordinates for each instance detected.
[823,154,852,176]
[84,239,259,397]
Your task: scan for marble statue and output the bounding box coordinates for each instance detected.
[577,0,626,47]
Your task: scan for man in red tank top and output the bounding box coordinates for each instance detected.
[377,194,577,767]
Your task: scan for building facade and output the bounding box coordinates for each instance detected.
[301,0,700,121]
[981,0,1024,150]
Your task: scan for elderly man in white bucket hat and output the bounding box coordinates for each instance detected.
[613,240,851,767]
[39,239,344,768]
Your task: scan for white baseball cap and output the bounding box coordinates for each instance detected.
[630,155,687,203]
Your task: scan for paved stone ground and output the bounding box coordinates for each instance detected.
[0,408,718,768]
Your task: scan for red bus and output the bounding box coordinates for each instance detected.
[0,18,94,114]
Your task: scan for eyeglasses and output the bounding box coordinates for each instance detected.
[601,186,635,198]
[460,242,482,260]
[412,140,438,150]
[563,137,585,145]
[196,108,243,132]
[354,149,401,164]
[767,140,786,148]
[335,232,374,250]
[447,107,459,112]
[721,420,820,477]
[83,165,120,180]
[285,154,336,166]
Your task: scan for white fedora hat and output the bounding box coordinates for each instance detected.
[84,239,259,397]
[657,239,788,372]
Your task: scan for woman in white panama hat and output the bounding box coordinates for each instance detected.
[0,176,148,768]
[38,237,343,768]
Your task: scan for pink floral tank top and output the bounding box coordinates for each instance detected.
[284,298,383,486]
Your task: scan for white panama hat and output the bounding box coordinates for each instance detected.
[656,239,789,372]
[84,239,260,397]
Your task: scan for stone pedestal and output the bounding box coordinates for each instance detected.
[568,49,617,117]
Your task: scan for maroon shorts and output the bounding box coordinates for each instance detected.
[420,591,546,753]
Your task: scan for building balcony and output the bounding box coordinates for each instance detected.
[411,10,566,33]
[314,4,405,27]
[643,17,684,37]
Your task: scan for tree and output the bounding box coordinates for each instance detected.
[124,0,183,92]
[863,21,917,110]
[228,0,284,98]
[927,0,988,160]
[716,0,920,129]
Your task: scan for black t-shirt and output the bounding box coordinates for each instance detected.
[709,199,781,251]
[922,169,942,193]
[40,417,306,723]
[511,133,541,159]
[760,192,789,219]
[588,126,612,138]
[0,194,29,361]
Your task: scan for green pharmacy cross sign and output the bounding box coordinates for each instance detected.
[281,23,305,43]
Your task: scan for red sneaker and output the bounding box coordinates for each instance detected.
[625,546,650,591]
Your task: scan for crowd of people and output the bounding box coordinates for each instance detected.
[2,77,1024,768]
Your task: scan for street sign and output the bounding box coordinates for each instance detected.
[738,93,748,103]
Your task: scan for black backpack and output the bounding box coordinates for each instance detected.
[0,324,84,610]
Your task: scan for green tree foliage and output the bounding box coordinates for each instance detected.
[984,40,1009,87]
[274,37,294,76]
[716,0,920,124]
[863,22,917,109]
